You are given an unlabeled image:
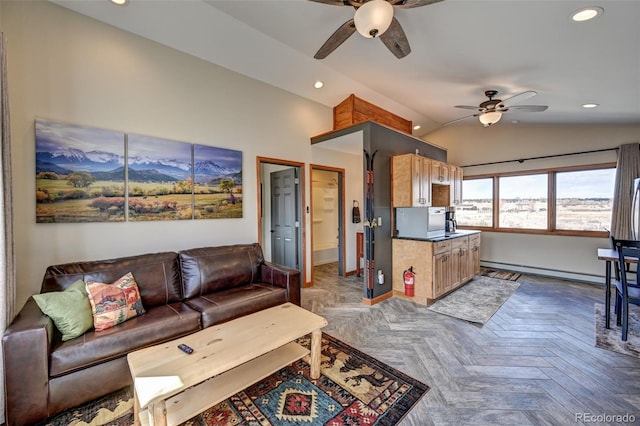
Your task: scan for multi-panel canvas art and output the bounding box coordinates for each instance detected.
[127,134,193,221]
[194,144,242,219]
[35,119,243,223]
[35,118,126,223]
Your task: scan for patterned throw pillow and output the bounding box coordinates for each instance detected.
[86,272,146,331]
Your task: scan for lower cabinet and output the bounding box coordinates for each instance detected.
[469,233,481,276]
[392,233,481,305]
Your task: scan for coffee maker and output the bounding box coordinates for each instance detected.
[445,207,457,233]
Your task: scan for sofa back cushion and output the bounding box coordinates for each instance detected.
[180,243,264,299]
[42,252,182,308]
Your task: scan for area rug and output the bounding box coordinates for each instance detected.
[427,276,520,324]
[36,333,429,426]
[479,267,521,281]
[594,303,640,358]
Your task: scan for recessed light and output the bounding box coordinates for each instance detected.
[413,125,421,130]
[110,0,129,5]
[582,103,599,108]
[571,7,603,22]
[313,81,324,89]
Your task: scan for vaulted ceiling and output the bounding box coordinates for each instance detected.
[52,0,640,136]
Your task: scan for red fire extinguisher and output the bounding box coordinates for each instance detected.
[403,266,415,297]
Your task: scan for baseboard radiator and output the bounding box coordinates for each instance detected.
[481,260,604,286]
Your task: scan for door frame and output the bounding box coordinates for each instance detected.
[310,164,346,285]
[256,156,306,285]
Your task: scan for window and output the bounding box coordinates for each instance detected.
[555,168,615,232]
[459,163,615,236]
[499,174,548,229]
[458,178,493,227]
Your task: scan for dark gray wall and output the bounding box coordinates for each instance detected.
[312,122,447,300]
[364,124,446,299]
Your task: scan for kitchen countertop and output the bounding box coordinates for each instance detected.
[394,229,481,243]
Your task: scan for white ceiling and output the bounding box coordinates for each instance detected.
[51,0,640,136]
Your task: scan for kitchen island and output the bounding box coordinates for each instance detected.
[392,230,481,305]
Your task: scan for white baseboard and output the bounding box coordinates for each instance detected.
[481,260,604,286]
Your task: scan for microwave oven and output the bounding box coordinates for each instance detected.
[394,207,446,240]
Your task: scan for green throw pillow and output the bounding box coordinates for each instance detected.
[33,279,94,341]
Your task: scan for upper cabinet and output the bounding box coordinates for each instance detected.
[431,160,450,185]
[449,164,464,206]
[392,154,463,208]
[392,153,431,207]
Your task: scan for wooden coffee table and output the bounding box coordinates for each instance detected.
[127,302,328,426]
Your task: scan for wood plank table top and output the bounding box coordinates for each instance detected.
[597,247,640,263]
[127,302,327,425]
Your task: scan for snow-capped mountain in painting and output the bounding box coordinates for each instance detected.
[128,155,191,181]
[36,148,123,172]
[193,160,240,184]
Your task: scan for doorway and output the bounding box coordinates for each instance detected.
[257,157,305,284]
[310,165,345,284]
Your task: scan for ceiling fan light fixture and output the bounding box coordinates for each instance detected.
[479,111,502,127]
[354,0,394,38]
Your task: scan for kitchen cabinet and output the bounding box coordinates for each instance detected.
[391,153,431,207]
[469,233,481,275]
[392,232,481,304]
[431,160,450,185]
[449,164,463,206]
[432,240,452,298]
[450,236,470,288]
[393,154,463,208]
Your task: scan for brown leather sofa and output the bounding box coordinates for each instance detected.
[2,243,300,425]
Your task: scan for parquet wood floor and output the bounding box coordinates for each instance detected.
[303,263,640,425]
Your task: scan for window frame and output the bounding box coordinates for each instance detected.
[459,162,616,238]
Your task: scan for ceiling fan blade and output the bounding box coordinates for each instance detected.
[307,0,349,5]
[454,105,481,110]
[392,0,444,9]
[505,105,549,112]
[314,19,356,59]
[501,90,537,107]
[379,17,411,58]
[443,113,478,126]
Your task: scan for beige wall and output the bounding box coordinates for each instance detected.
[425,123,640,282]
[1,1,343,309]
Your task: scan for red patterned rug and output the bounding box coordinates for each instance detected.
[36,333,429,426]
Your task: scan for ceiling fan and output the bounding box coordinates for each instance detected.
[446,90,549,127]
[309,0,444,59]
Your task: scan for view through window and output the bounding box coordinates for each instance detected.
[499,174,548,229]
[556,168,616,231]
[458,178,493,227]
[458,165,615,235]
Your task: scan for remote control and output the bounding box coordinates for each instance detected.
[178,343,194,354]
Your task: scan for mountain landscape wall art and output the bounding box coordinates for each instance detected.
[35,118,243,223]
[127,134,194,221]
[193,144,242,219]
[35,118,126,223]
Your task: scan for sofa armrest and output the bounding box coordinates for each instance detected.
[260,262,300,306]
[2,298,54,425]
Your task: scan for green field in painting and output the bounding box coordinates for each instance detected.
[128,193,193,221]
[36,178,124,223]
[194,193,243,219]
[36,178,242,222]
